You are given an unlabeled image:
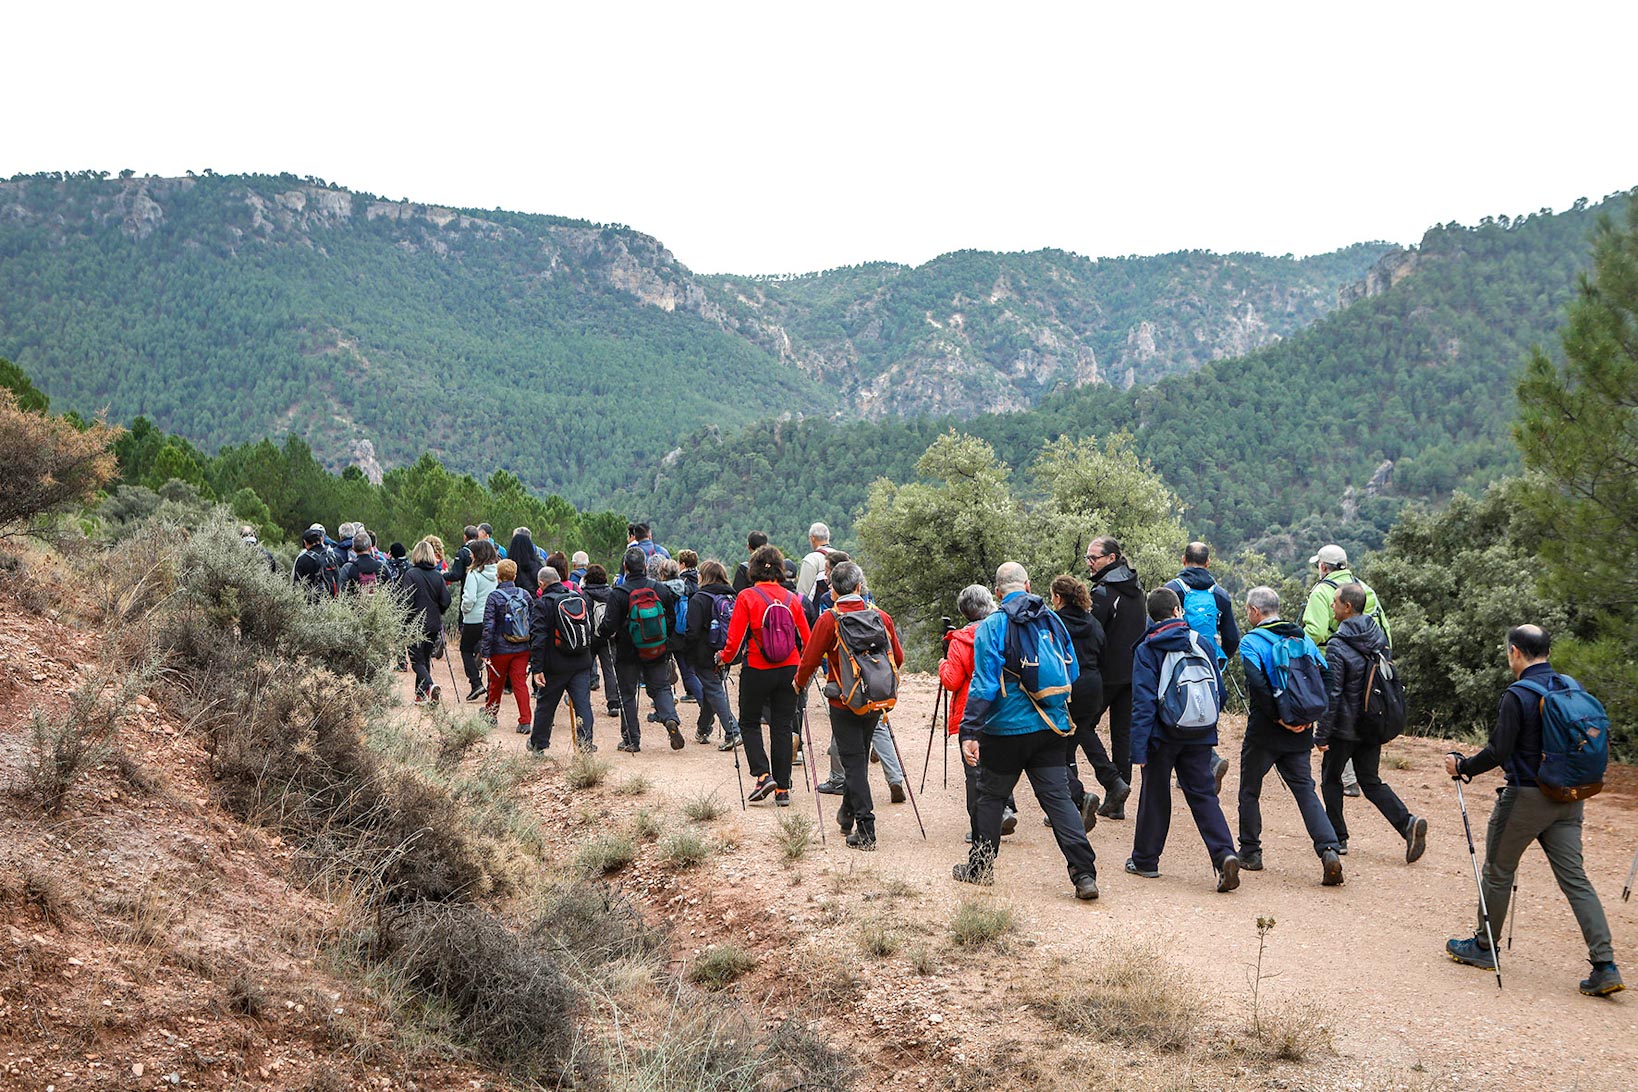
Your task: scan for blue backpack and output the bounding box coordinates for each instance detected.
[1167,579,1223,660]
[704,592,734,652]
[1000,594,1076,735]
[674,594,689,637]
[1247,629,1328,728]
[1510,675,1609,802]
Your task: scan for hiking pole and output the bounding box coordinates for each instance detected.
[1622,843,1637,902]
[920,685,942,793]
[445,629,462,699]
[882,712,927,841]
[721,666,746,810]
[801,703,826,845]
[1454,774,1503,989]
[1507,883,1517,950]
[942,688,950,790]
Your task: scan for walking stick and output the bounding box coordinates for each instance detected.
[801,703,826,845]
[1454,774,1503,989]
[1622,843,1637,902]
[722,666,746,810]
[445,629,462,699]
[1507,883,1517,950]
[882,713,927,841]
[920,686,942,793]
[942,688,950,790]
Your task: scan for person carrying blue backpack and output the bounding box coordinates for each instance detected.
[1164,542,1242,793]
[1236,586,1345,887]
[1444,624,1623,997]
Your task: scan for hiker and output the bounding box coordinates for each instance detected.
[952,562,1099,901]
[402,538,451,703]
[1163,542,1241,793]
[569,551,590,586]
[458,540,500,701]
[684,559,742,750]
[795,562,906,850]
[812,552,907,803]
[1237,586,1344,886]
[795,522,834,599]
[1317,583,1427,862]
[1303,543,1394,798]
[424,534,449,573]
[732,530,768,592]
[1087,535,1145,818]
[508,528,541,599]
[339,531,384,594]
[598,546,684,752]
[1052,575,1111,831]
[1126,587,1240,892]
[658,558,703,705]
[633,521,670,561]
[939,585,1020,841]
[293,528,333,600]
[478,522,506,559]
[443,525,480,587]
[545,550,576,592]
[676,550,700,596]
[1444,625,1624,996]
[480,559,534,733]
[382,541,411,587]
[528,566,597,753]
[241,525,278,573]
[716,544,811,805]
[582,564,621,717]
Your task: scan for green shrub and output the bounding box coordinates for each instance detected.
[575,834,636,877]
[689,944,757,989]
[659,830,711,869]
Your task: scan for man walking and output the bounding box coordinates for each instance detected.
[795,522,834,600]
[1444,625,1623,996]
[1303,543,1393,799]
[1237,586,1345,886]
[528,566,597,753]
[1163,541,1241,792]
[597,546,684,753]
[952,562,1099,901]
[1087,536,1145,818]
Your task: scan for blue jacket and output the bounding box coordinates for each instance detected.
[1164,566,1241,660]
[1131,618,1226,758]
[480,580,531,658]
[961,590,1079,738]
[1240,619,1327,753]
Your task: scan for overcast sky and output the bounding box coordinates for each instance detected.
[8,2,1635,275]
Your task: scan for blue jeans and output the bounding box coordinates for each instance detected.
[695,666,740,739]
[1237,742,1339,857]
[615,656,678,747]
[531,668,594,749]
[1133,739,1234,873]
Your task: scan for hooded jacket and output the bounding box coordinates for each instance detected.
[1131,617,1225,758]
[684,580,737,669]
[1089,561,1145,685]
[937,623,980,737]
[529,580,595,678]
[961,591,1079,739]
[401,560,451,638]
[460,563,499,625]
[1056,602,1106,714]
[1240,618,1325,753]
[1318,613,1388,745]
[1164,566,1241,660]
[480,580,532,658]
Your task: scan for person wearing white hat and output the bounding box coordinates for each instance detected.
[1302,544,1394,803]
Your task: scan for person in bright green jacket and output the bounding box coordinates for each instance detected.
[1301,544,1393,650]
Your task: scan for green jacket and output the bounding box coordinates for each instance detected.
[1301,569,1393,650]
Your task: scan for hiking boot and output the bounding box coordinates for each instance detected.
[665,719,685,750]
[817,775,845,795]
[1446,935,1496,970]
[1211,755,1230,795]
[578,741,599,753]
[1343,782,1362,798]
[589,676,600,691]
[889,781,907,804]
[428,683,442,704]
[1239,849,1263,871]
[1321,848,1344,886]
[774,789,790,807]
[951,862,993,886]
[616,741,640,754]
[748,774,777,803]
[838,810,855,836]
[1080,792,1101,833]
[515,723,530,734]
[525,742,548,754]
[1580,963,1625,997]
[1336,839,1349,856]
[1105,777,1132,812]
[717,733,741,752]
[1073,873,1100,900]
[678,694,698,704]
[607,705,622,718]
[1096,795,1125,821]
[465,685,486,702]
[1404,815,1428,864]
[1216,855,1241,893]
[1000,808,1018,836]
[1124,858,1160,879]
[846,824,877,852]
[693,727,713,745]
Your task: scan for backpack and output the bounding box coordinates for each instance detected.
[1511,675,1609,802]
[703,592,734,652]
[1360,647,1407,743]
[552,592,593,655]
[1167,579,1223,660]
[1000,594,1076,735]
[751,586,800,662]
[832,607,899,714]
[590,595,609,635]
[1249,629,1328,728]
[1158,630,1221,737]
[625,586,670,660]
[321,546,343,597]
[499,588,532,644]
[382,557,410,585]
[355,568,381,596]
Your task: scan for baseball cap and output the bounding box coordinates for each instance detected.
[1308,544,1348,567]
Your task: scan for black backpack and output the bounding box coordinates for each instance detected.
[1359,647,1407,743]
[552,592,593,655]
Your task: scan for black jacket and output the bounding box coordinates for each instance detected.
[684,581,736,669]
[1089,561,1145,685]
[341,553,383,594]
[732,561,752,593]
[1459,660,1553,787]
[1057,603,1107,716]
[443,541,475,586]
[596,574,678,663]
[1242,619,1316,754]
[1318,614,1387,745]
[293,546,330,599]
[401,560,451,638]
[509,532,542,597]
[529,582,594,677]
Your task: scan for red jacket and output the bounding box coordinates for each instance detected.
[719,582,812,671]
[795,597,905,709]
[937,622,979,735]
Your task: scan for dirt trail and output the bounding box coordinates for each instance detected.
[447,667,1638,1089]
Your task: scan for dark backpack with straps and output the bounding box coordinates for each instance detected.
[832,607,899,714]
[552,591,593,655]
[1359,646,1407,743]
[702,591,735,652]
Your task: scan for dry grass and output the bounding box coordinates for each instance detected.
[613,772,652,797]
[681,789,728,822]
[632,807,662,842]
[16,665,145,815]
[908,944,938,975]
[1035,941,1202,1053]
[858,919,901,958]
[777,813,815,862]
[574,834,637,877]
[1240,997,1335,1062]
[659,830,711,869]
[950,899,1015,948]
[688,944,758,990]
[565,751,611,790]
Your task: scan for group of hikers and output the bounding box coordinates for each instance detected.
[276,517,1625,999]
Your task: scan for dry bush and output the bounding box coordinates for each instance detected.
[858,919,901,958]
[379,903,578,1084]
[659,830,711,869]
[0,388,119,530]
[529,881,664,970]
[575,833,637,877]
[688,944,757,990]
[566,750,611,790]
[632,807,662,842]
[681,789,728,821]
[950,899,1015,948]
[2,867,72,928]
[908,944,938,975]
[434,711,490,765]
[1239,997,1335,1063]
[16,666,146,815]
[223,966,269,1018]
[613,772,652,797]
[777,813,815,863]
[1035,941,1202,1053]
[787,945,863,1006]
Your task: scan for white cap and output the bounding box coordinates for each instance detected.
[1308,544,1348,567]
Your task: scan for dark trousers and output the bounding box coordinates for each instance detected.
[1478,787,1613,963]
[963,759,1017,838]
[593,643,618,706]
[409,636,436,698]
[738,665,797,788]
[459,621,484,691]
[830,705,881,827]
[531,668,594,750]
[969,729,1097,881]
[675,655,703,701]
[695,666,740,738]
[1133,739,1234,872]
[1064,685,1118,805]
[615,655,678,747]
[1097,682,1134,784]
[1320,737,1411,842]
[1238,740,1339,857]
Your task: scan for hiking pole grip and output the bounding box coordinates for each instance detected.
[1455,778,1503,989]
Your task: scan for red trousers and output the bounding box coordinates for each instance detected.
[486,651,531,727]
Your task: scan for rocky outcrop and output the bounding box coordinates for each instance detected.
[1338,249,1420,306]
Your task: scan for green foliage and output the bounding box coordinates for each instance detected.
[0,357,49,412]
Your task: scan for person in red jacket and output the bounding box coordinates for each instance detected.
[795,562,904,850]
[717,545,812,805]
[938,584,1016,841]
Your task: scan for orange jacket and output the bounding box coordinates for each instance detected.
[937,623,979,735]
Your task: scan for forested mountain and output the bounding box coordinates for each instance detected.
[702,244,1386,418]
[0,172,1380,508]
[633,193,1630,561]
